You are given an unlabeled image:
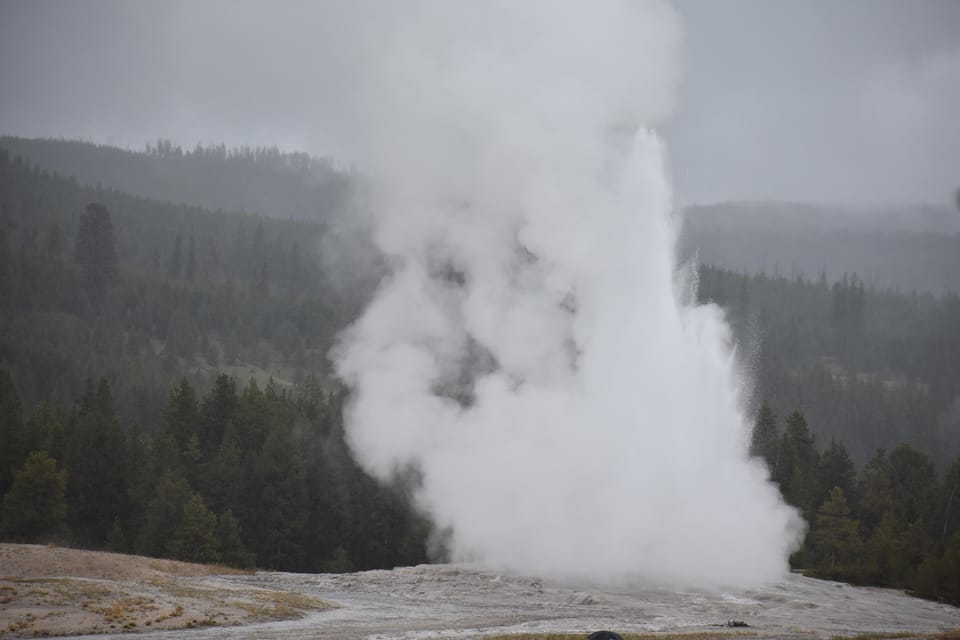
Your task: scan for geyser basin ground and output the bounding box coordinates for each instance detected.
[65,564,957,640]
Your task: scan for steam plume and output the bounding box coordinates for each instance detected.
[334,0,803,587]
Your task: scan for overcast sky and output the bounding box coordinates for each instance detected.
[1,0,958,207]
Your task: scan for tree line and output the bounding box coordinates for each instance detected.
[0,136,351,222]
[752,401,960,604]
[0,148,377,431]
[0,368,429,572]
[698,266,960,466]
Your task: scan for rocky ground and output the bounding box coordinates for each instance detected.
[0,544,329,637]
[0,544,957,639]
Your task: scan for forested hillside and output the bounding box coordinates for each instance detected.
[0,137,351,221]
[699,266,960,465]
[1,139,959,602]
[682,201,960,294]
[0,148,378,428]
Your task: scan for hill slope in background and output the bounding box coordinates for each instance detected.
[1,138,958,460]
[0,136,352,221]
[3,138,960,602]
[5,137,958,294]
[680,201,960,294]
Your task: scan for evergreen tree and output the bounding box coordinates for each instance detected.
[242,430,308,570]
[63,379,129,546]
[858,449,893,538]
[750,401,779,473]
[776,411,819,519]
[168,234,182,280]
[818,438,857,512]
[885,444,936,530]
[0,451,68,542]
[105,516,127,552]
[810,486,862,578]
[74,203,117,303]
[940,456,960,543]
[186,235,196,283]
[217,509,255,568]
[160,378,200,452]
[200,374,238,455]
[27,400,65,463]
[0,369,26,498]
[45,221,64,265]
[135,471,192,557]
[862,512,908,585]
[166,494,220,564]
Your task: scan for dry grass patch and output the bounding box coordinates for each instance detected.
[232,588,331,621]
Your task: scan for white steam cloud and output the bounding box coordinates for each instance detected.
[334,0,803,587]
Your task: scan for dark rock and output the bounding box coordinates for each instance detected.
[587,632,624,640]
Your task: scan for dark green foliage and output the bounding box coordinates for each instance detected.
[0,451,68,542]
[0,149,371,431]
[809,487,862,579]
[696,265,960,465]
[0,373,428,574]
[217,509,255,568]
[817,439,856,512]
[134,471,192,557]
[106,516,127,552]
[63,379,130,546]
[323,545,354,573]
[775,411,819,520]
[166,494,220,564]
[752,404,960,604]
[750,401,779,473]
[0,370,26,498]
[75,203,117,304]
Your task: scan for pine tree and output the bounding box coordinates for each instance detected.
[135,471,192,557]
[217,509,255,568]
[750,401,779,473]
[160,378,200,451]
[818,439,856,511]
[0,369,26,499]
[74,203,118,304]
[166,494,220,564]
[810,487,862,577]
[64,379,129,546]
[168,234,182,280]
[775,411,819,518]
[186,235,196,283]
[200,374,238,455]
[0,451,68,542]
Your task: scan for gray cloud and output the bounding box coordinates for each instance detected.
[1,0,958,206]
[669,0,960,206]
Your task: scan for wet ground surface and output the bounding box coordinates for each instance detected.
[66,564,958,640]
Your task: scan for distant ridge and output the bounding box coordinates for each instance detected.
[0,136,352,221]
[680,200,960,294]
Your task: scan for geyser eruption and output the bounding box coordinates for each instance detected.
[334,0,803,587]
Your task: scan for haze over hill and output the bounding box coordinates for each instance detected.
[680,201,960,294]
[5,136,958,295]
